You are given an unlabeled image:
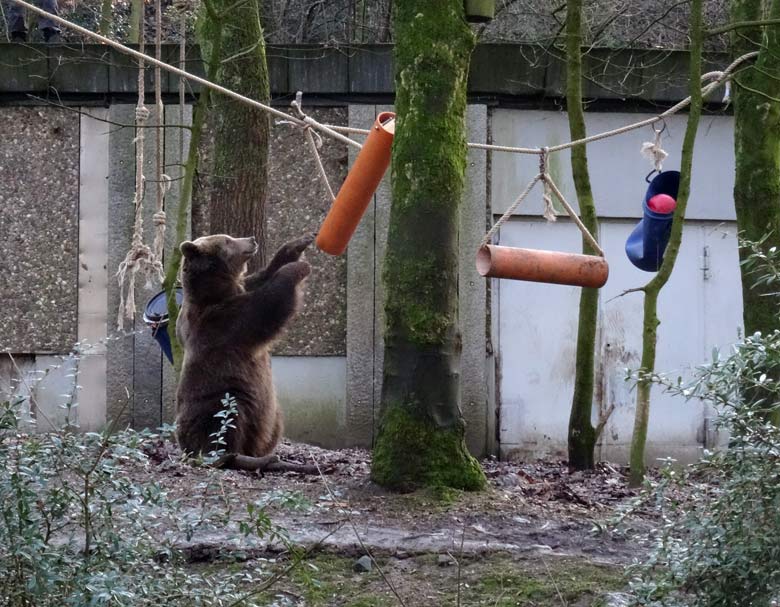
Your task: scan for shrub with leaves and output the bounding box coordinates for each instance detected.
[624,240,780,606]
[0,388,300,607]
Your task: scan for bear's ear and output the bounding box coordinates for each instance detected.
[180,241,199,258]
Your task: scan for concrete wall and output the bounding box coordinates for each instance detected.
[490,109,741,464]
[0,44,744,463]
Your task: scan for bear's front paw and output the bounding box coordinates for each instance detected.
[279,233,315,262]
[278,260,311,283]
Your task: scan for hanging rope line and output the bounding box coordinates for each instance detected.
[641,121,668,174]
[10,0,759,294]
[288,92,336,202]
[481,149,605,256]
[116,10,164,330]
[152,0,168,263]
[9,0,756,160]
[8,0,362,152]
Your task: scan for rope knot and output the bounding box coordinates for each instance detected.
[152,210,166,227]
[539,148,557,222]
[641,121,668,173]
[135,105,151,122]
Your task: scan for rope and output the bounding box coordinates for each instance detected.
[481,174,541,247]
[10,0,757,273]
[9,0,756,160]
[116,18,164,329]
[153,0,166,261]
[482,149,605,257]
[8,0,362,152]
[544,175,604,256]
[539,147,556,222]
[288,92,337,201]
[640,122,668,173]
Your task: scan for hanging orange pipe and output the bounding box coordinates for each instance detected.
[316,112,396,256]
[476,245,609,288]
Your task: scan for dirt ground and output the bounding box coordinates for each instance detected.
[137,438,655,606]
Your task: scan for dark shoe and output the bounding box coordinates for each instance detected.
[10,31,27,42]
[42,28,61,43]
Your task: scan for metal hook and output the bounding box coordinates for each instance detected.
[653,118,667,136]
[645,168,659,183]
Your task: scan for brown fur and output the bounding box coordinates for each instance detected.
[175,233,313,457]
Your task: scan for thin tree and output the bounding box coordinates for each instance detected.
[565,0,604,471]
[629,0,705,486]
[370,1,486,492]
[128,0,142,43]
[99,0,112,36]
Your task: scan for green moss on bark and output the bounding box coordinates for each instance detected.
[565,0,601,472]
[629,0,704,486]
[732,0,780,337]
[371,407,486,492]
[197,0,271,272]
[371,1,485,492]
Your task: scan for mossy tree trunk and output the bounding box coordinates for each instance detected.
[731,0,780,425]
[163,85,214,372]
[628,0,704,486]
[565,0,602,471]
[99,0,113,36]
[162,5,225,372]
[370,1,486,492]
[197,0,271,273]
[128,0,142,43]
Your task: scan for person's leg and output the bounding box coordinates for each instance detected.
[38,0,61,41]
[6,1,28,41]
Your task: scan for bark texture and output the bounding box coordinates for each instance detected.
[565,0,602,471]
[197,0,271,272]
[370,0,485,492]
[730,0,780,425]
[629,0,704,486]
[732,0,780,335]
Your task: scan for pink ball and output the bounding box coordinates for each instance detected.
[648,193,676,214]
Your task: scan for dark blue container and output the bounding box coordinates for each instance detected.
[625,171,681,272]
[143,288,183,364]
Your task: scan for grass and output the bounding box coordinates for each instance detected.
[208,551,625,606]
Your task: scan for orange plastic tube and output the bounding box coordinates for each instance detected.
[476,245,609,288]
[316,112,396,256]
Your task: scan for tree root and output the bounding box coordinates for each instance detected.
[213,453,332,475]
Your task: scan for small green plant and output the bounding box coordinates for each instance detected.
[623,240,780,606]
[0,376,300,606]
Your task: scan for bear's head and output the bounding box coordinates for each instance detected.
[180,234,258,301]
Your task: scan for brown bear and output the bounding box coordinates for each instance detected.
[175,233,313,458]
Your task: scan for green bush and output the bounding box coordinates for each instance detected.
[0,392,296,606]
[625,241,780,607]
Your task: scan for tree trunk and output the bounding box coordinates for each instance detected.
[370,1,486,492]
[163,10,225,372]
[629,0,704,486]
[163,87,213,372]
[565,0,601,471]
[731,0,780,424]
[197,0,271,272]
[99,0,113,36]
[128,0,142,43]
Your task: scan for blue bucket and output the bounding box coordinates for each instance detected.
[143,288,183,364]
[625,171,680,272]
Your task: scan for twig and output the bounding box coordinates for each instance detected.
[456,524,466,607]
[595,403,616,441]
[213,452,328,475]
[605,286,645,304]
[310,449,408,607]
[223,523,344,607]
[540,554,568,606]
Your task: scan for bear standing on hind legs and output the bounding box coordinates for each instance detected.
[175,233,314,458]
